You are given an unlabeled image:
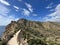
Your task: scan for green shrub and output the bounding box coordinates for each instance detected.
[27,39,47,45]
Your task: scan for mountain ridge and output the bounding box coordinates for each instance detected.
[1,18,60,45]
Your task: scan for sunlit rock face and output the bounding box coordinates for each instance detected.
[2,21,18,42]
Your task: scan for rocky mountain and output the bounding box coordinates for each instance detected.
[1,18,60,45]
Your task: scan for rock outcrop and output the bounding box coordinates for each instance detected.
[2,21,18,42]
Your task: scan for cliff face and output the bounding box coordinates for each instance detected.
[2,19,60,45]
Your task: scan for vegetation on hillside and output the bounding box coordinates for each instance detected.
[1,19,60,45]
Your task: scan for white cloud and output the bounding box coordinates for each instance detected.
[49,9,54,11]
[0,3,9,16]
[0,3,19,25]
[13,6,19,10]
[46,3,53,9]
[0,15,19,25]
[15,10,19,12]
[33,14,37,16]
[43,4,60,22]
[13,6,20,12]
[0,0,10,6]
[23,2,34,16]
[25,3,33,12]
[22,9,30,16]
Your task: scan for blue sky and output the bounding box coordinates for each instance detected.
[0,0,60,25]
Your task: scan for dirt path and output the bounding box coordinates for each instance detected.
[7,30,21,45]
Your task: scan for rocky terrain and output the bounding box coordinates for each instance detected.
[0,18,60,45]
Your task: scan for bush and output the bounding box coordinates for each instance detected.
[0,39,7,45]
[28,39,47,45]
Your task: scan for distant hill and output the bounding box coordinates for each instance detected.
[0,26,5,37]
[1,19,60,45]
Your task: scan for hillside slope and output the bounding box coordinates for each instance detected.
[2,19,60,45]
